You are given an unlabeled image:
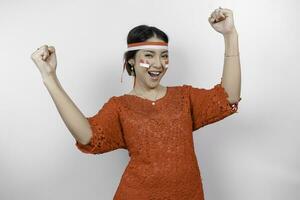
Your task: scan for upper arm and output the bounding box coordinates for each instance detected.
[184,83,240,131]
[75,97,127,154]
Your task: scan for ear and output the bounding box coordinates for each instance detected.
[128,58,135,66]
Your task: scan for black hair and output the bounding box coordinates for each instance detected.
[123,25,169,76]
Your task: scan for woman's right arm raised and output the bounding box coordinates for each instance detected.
[31,45,92,145]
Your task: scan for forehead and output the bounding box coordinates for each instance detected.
[141,49,168,53]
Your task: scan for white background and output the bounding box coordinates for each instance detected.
[0,0,299,199]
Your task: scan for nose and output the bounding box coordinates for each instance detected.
[152,55,164,69]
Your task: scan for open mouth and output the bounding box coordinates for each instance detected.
[148,71,161,77]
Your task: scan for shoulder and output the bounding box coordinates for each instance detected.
[165,84,193,99]
[168,84,192,90]
[110,95,129,111]
[101,96,120,110]
[170,84,193,94]
[172,84,215,98]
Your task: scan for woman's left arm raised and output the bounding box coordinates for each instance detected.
[208,7,242,104]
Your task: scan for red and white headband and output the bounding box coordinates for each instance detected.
[126,41,168,51]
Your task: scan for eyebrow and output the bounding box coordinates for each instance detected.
[142,50,168,54]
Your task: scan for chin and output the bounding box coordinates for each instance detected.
[145,79,161,88]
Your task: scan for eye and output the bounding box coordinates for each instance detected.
[162,54,168,58]
[145,54,153,58]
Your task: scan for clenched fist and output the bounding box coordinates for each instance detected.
[208,7,236,35]
[31,44,57,80]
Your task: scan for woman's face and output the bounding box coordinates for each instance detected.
[128,37,169,88]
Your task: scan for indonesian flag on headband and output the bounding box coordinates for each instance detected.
[126,41,168,51]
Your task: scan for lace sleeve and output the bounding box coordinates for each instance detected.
[184,83,241,131]
[75,97,127,154]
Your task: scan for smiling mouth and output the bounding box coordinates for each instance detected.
[148,71,162,77]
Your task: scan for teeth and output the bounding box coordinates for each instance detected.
[148,71,161,78]
[149,71,160,75]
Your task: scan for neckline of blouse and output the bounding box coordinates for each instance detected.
[123,86,170,104]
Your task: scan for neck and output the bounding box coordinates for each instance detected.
[133,79,162,96]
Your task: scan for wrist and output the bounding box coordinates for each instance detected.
[42,74,59,87]
[223,27,238,39]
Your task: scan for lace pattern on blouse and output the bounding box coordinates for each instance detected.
[184,83,240,131]
[75,96,127,154]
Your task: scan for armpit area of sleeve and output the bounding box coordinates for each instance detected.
[209,83,240,113]
[75,117,100,154]
[193,83,240,130]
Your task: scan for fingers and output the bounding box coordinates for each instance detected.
[31,44,47,61]
[48,46,55,53]
[209,9,219,23]
[208,7,229,24]
[40,45,49,60]
[217,7,233,17]
[217,7,226,18]
[47,46,57,65]
[31,44,55,61]
[219,11,225,18]
[208,16,215,24]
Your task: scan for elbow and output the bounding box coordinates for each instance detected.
[78,139,90,146]
[77,130,92,145]
[228,97,242,105]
